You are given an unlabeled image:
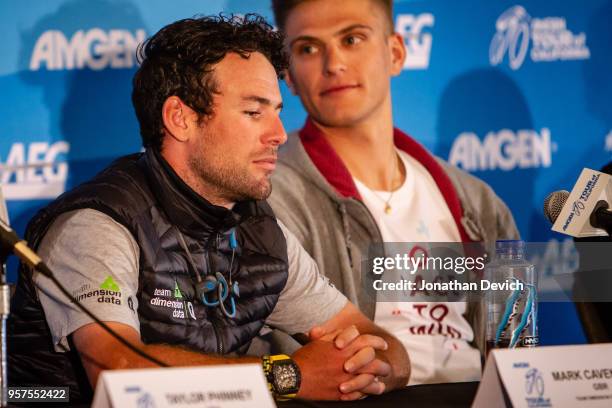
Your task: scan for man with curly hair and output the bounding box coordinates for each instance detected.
[9,15,409,403]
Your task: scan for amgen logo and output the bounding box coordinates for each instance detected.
[490,5,590,70]
[0,141,70,200]
[448,128,553,171]
[396,13,434,70]
[29,28,146,71]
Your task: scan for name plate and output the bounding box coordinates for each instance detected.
[92,364,275,408]
[473,344,612,407]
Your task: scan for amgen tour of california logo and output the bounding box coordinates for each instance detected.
[525,368,552,407]
[125,386,156,408]
[489,5,590,70]
[0,141,70,200]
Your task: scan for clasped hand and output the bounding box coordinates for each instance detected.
[293,325,391,401]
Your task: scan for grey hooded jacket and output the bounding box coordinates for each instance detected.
[269,123,519,354]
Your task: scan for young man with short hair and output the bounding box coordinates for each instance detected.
[270,0,519,384]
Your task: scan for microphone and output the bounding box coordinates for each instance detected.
[544,190,612,235]
[0,218,45,273]
[0,218,168,367]
[543,190,569,224]
[545,169,612,238]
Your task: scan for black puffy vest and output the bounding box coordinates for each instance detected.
[8,149,288,403]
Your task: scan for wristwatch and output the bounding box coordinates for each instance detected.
[262,354,301,399]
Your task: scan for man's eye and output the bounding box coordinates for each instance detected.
[244,111,261,118]
[345,35,363,46]
[298,44,318,55]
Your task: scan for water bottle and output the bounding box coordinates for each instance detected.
[484,240,539,356]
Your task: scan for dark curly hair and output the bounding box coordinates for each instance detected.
[132,14,289,150]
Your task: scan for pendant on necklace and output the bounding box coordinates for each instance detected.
[384,204,392,214]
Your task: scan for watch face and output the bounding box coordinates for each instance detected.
[272,361,299,395]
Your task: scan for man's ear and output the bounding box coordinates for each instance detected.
[389,33,407,77]
[283,69,298,95]
[162,96,191,142]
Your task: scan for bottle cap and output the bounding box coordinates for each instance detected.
[495,239,525,255]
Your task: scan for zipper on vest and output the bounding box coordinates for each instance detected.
[211,316,224,354]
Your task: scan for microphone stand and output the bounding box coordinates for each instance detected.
[0,250,9,408]
[592,201,612,237]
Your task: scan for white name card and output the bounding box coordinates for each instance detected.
[92,364,275,408]
[473,344,612,408]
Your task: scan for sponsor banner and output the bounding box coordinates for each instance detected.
[29,28,146,71]
[448,128,554,172]
[2,0,608,346]
[0,141,70,200]
[490,5,590,70]
[396,13,434,70]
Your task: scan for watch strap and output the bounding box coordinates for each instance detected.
[262,354,301,399]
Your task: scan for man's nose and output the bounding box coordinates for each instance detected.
[264,114,287,147]
[323,46,347,76]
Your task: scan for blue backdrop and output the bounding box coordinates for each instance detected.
[2,0,611,346]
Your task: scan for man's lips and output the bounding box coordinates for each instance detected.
[253,157,277,171]
[320,84,360,96]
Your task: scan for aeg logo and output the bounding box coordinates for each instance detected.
[396,13,434,70]
[448,128,553,171]
[30,28,146,71]
[0,141,70,200]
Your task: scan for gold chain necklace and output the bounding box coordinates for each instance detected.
[369,152,400,215]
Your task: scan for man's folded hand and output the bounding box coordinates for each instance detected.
[299,324,391,400]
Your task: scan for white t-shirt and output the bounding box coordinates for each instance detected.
[354,149,481,385]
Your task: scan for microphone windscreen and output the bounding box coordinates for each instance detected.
[543,190,569,224]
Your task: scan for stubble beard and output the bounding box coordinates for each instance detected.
[188,141,272,204]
